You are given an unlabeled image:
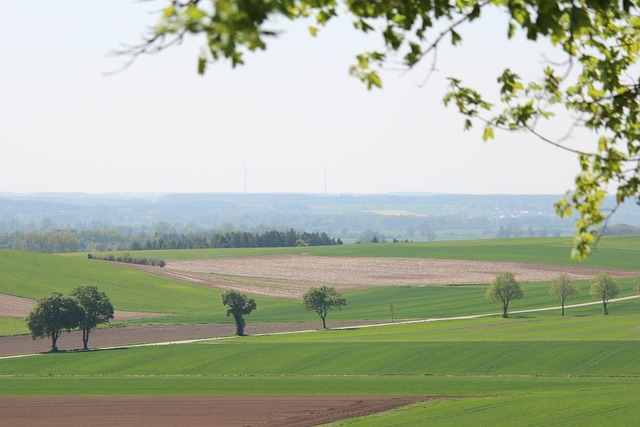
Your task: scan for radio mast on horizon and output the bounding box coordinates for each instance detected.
[324,168,327,194]
[243,163,248,193]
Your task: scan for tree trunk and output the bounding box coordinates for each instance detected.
[233,314,245,336]
[321,315,327,329]
[603,302,609,315]
[502,301,509,318]
[82,328,90,350]
[51,333,59,353]
[561,296,565,317]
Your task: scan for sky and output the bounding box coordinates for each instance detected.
[0,1,589,195]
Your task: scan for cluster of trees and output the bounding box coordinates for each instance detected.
[26,286,114,352]
[130,229,342,250]
[600,224,640,236]
[88,252,166,268]
[221,286,347,336]
[496,226,562,239]
[1,228,341,253]
[10,230,83,253]
[6,229,133,253]
[486,272,625,318]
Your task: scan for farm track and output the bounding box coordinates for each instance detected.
[2,296,637,358]
[0,320,388,357]
[2,295,637,425]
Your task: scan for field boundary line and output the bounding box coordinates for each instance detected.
[1,295,637,360]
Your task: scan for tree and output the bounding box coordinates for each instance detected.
[485,272,524,318]
[302,286,346,329]
[590,272,620,315]
[25,292,82,352]
[549,273,579,316]
[124,1,640,259]
[70,285,115,350]
[221,289,257,336]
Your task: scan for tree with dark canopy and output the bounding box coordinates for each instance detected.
[26,292,82,352]
[221,289,257,336]
[70,285,115,350]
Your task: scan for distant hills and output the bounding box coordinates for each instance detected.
[0,193,638,246]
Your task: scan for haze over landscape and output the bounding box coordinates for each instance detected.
[1,2,639,426]
[2,0,586,195]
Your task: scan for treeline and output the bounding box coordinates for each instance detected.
[600,223,640,236]
[2,228,341,253]
[129,229,342,250]
[88,252,165,267]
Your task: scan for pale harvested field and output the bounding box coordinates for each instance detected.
[0,293,165,321]
[138,255,639,298]
[0,395,436,427]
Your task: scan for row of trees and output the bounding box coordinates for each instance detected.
[222,286,347,335]
[27,285,347,352]
[27,274,632,351]
[486,272,624,318]
[131,229,341,251]
[88,252,166,268]
[26,286,114,352]
[5,228,341,253]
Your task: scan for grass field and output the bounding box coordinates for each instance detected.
[76,236,640,270]
[2,236,639,335]
[1,299,638,425]
[1,238,639,425]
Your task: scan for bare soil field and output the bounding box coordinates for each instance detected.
[0,293,166,321]
[137,255,639,298]
[0,320,386,357]
[0,395,437,426]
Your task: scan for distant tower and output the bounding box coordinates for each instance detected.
[324,168,327,194]
[243,163,248,193]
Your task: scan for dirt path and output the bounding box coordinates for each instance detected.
[134,255,640,298]
[2,296,637,358]
[1,297,636,424]
[0,320,387,357]
[0,395,438,427]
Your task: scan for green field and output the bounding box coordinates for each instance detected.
[77,235,640,270]
[1,238,639,424]
[2,236,639,335]
[1,300,638,425]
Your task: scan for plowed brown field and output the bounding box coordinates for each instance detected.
[0,395,440,426]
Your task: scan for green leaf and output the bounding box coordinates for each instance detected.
[469,4,481,21]
[451,30,462,46]
[482,127,495,141]
[162,5,175,19]
[367,72,382,89]
[309,26,319,37]
[198,55,206,75]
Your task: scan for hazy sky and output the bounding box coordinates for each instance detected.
[1,1,588,195]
